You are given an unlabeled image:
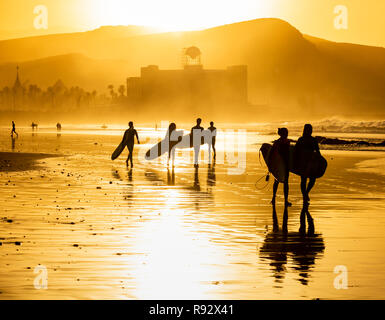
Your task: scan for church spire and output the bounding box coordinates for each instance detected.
[13,65,21,89]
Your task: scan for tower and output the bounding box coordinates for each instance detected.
[181,46,202,68]
[13,65,24,111]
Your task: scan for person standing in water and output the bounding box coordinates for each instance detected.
[294,124,321,203]
[191,118,204,167]
[11,121,18,137]
[269,128,291,207]
[123,121,140,168]
[208,121,217,160]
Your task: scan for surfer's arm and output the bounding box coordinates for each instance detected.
[135,130,140,144]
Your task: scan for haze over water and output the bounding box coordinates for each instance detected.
[1,125,384,299]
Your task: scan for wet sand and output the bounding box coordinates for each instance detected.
[0,152,59,172]
[0,128,385,299]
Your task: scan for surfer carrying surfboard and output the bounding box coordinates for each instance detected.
[191,118,204,167]
[165,122,183,167]
[294,124,321,203]
[123,121,140,168]
[269,128,291,207]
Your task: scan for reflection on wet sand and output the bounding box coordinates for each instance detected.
[263,194,325,286]
[144,166,214,214]
[112,168,134,206]
[11,136,16,151]
[260,231,325,286]
[207,161,216,190]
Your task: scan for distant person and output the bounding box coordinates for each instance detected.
[56,123,62,131]
[294,124,321,203]
[123,121,140,168]
[31,122,38,130]
[208,121,217,160]
[191,118,204,167]
[11,121,18,137]
[269,128,291,207]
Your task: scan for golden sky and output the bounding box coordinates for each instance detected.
[0,0,384,47]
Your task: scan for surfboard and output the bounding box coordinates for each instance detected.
[145,130,213,161]
[260,143,327,182]
[145,130,185,160]
[111,137,128,160]
[260,143,287,182]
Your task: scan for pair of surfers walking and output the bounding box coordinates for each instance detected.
[270,123,320,206]
[268,124,321,234]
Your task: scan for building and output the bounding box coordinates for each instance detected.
[126,47,247,109]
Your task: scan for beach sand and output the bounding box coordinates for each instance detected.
[0,128,385,299]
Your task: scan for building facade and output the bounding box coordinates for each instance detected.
[126,64,248,108]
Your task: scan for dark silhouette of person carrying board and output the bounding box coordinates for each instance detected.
[191,118,204,168]
[294,124,323,234]
[112,122,140,167]
[294,124,320,204]
[269,128,292,208]
[124,122,140,168]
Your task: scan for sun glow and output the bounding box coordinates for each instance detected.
[92,0,274,32]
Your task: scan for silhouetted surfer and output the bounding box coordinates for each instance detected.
[208,121,217,160]
[191,118,204,167]
[269,128,291,207]
[165,122,181,167]
[123,121,140,168]
[295,124,320,203]
[11,121,18,137]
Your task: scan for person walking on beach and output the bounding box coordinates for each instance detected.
[208,121,217,160]
[11,121,18,137]
[123,121,140,168]
[269,128,291,207]
[165,122,182,167]
[191,118,204,167]
[294,124,321,203]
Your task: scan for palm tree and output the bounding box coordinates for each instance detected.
[107,85,115,100]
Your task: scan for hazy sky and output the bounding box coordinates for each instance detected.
[0,0,384,47]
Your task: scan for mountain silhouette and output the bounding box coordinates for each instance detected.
[0,18,383,119]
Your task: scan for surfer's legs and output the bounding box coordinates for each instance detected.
[283,171,292,207]
[127,145,134,167]
[211,138,216,160]
[272,180,279,204]
[272,201,279,232]
[306,178,316,197]
[194,146,200,167]
[171,148,175,167]
[300,176,310,203]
